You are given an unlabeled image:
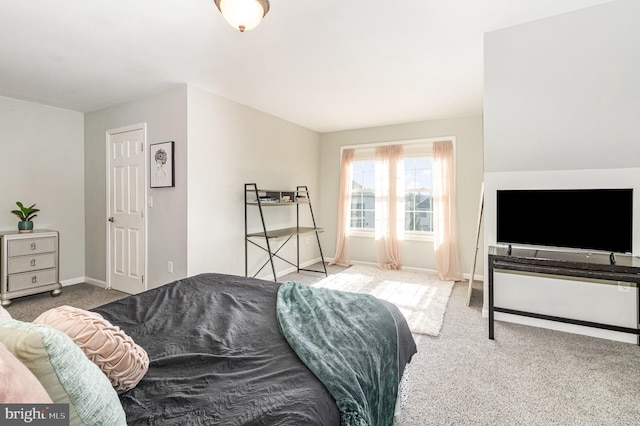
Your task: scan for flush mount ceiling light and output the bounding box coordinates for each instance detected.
[214,0,270,32]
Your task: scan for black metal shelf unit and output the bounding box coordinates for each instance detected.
[244,183,328,281]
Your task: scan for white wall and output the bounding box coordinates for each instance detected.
[483,0,640,342]
[484,0,640,173]
[186,86,323,279]
[319,116,484,275]
[0,96,85,283]
[84,84,322,290]
[84,86,188,289]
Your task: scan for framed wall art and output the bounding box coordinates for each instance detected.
[150,141,175,188]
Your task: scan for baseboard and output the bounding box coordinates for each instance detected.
[347,260,430,274]
[255,257,324,281]
[62,265,480,288]
[59,277,86,287]
[326,257,483,281]
[82,277,108,289]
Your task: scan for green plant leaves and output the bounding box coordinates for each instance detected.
[11,201,39,221]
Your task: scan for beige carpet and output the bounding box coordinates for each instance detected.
[311,264,454,336]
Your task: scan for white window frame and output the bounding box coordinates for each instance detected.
[403,154,434,242]
[349,159,376,232]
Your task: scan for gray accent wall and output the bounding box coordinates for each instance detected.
[84,86,188,289]
[0,96,85,284]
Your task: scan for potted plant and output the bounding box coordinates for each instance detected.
[11,202,39,233]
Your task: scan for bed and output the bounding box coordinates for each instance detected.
[84,272,417,425]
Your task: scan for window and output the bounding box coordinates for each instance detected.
[350,160,375,229]
[404,157,433,233]
[349,155,434,234]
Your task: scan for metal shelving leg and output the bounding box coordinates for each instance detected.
[297,186,328,277]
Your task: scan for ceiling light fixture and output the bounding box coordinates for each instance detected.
[214,0,270,32]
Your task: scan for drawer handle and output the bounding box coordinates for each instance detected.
[31,276,37,284]
[30,242,36,250]
[30,259,36,267]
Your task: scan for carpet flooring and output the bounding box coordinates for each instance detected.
[4,283,127,322]
[286,264,640,426]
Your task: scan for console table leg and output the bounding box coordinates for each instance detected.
[489,261,495,340]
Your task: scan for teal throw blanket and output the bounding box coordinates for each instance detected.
[276,282,399,426]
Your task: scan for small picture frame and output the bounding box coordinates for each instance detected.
[150,141,175,188]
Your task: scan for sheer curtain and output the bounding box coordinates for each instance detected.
[329,149,354,266]
[432,141,463,281]
[375,145,404,270]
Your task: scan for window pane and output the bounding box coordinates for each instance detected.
[350,194,361,210]
[352,171,364,190]
[350,211,363,228]
[349,160,375,231]
[403,156,434,233]
[404,158,416,170]
[404,169,416,189]
[351,209,375,229]
[352,161,365,173]
[415,157,432,169]
[362,170,375,190]
[416,212,433,232]
[416,193,432,211]
[405,192,416,211]
[361,192,374,209]
[405,212,415,231]
[416,169,432,189]
[362,210,375,229]
[352,161,375,191]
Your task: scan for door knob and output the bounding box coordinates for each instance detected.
[108,217,115,223]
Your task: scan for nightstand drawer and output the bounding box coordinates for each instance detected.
[8,253,56,274]
[8,238,56,257]
[8,269,57,292]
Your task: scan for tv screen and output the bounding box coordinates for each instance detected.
[497,188,633,254]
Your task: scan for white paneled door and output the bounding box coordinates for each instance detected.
[107,127,146,294]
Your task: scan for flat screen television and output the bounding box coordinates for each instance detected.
[496,188,633,254]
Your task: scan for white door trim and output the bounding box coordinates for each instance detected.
[105,123,148,290]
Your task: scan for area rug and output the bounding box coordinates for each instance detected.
[311,264,454,336]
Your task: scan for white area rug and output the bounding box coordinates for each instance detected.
[312,264,454,336]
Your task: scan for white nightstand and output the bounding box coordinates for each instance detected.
[0,229,62,307]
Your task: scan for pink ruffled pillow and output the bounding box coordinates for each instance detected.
[0,342,53,403]
[34,305,149,393]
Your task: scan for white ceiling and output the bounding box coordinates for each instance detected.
[0,0,615,132]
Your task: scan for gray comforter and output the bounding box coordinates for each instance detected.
[93,273,416,425]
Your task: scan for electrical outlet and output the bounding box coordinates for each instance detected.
[168,261,174,273]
